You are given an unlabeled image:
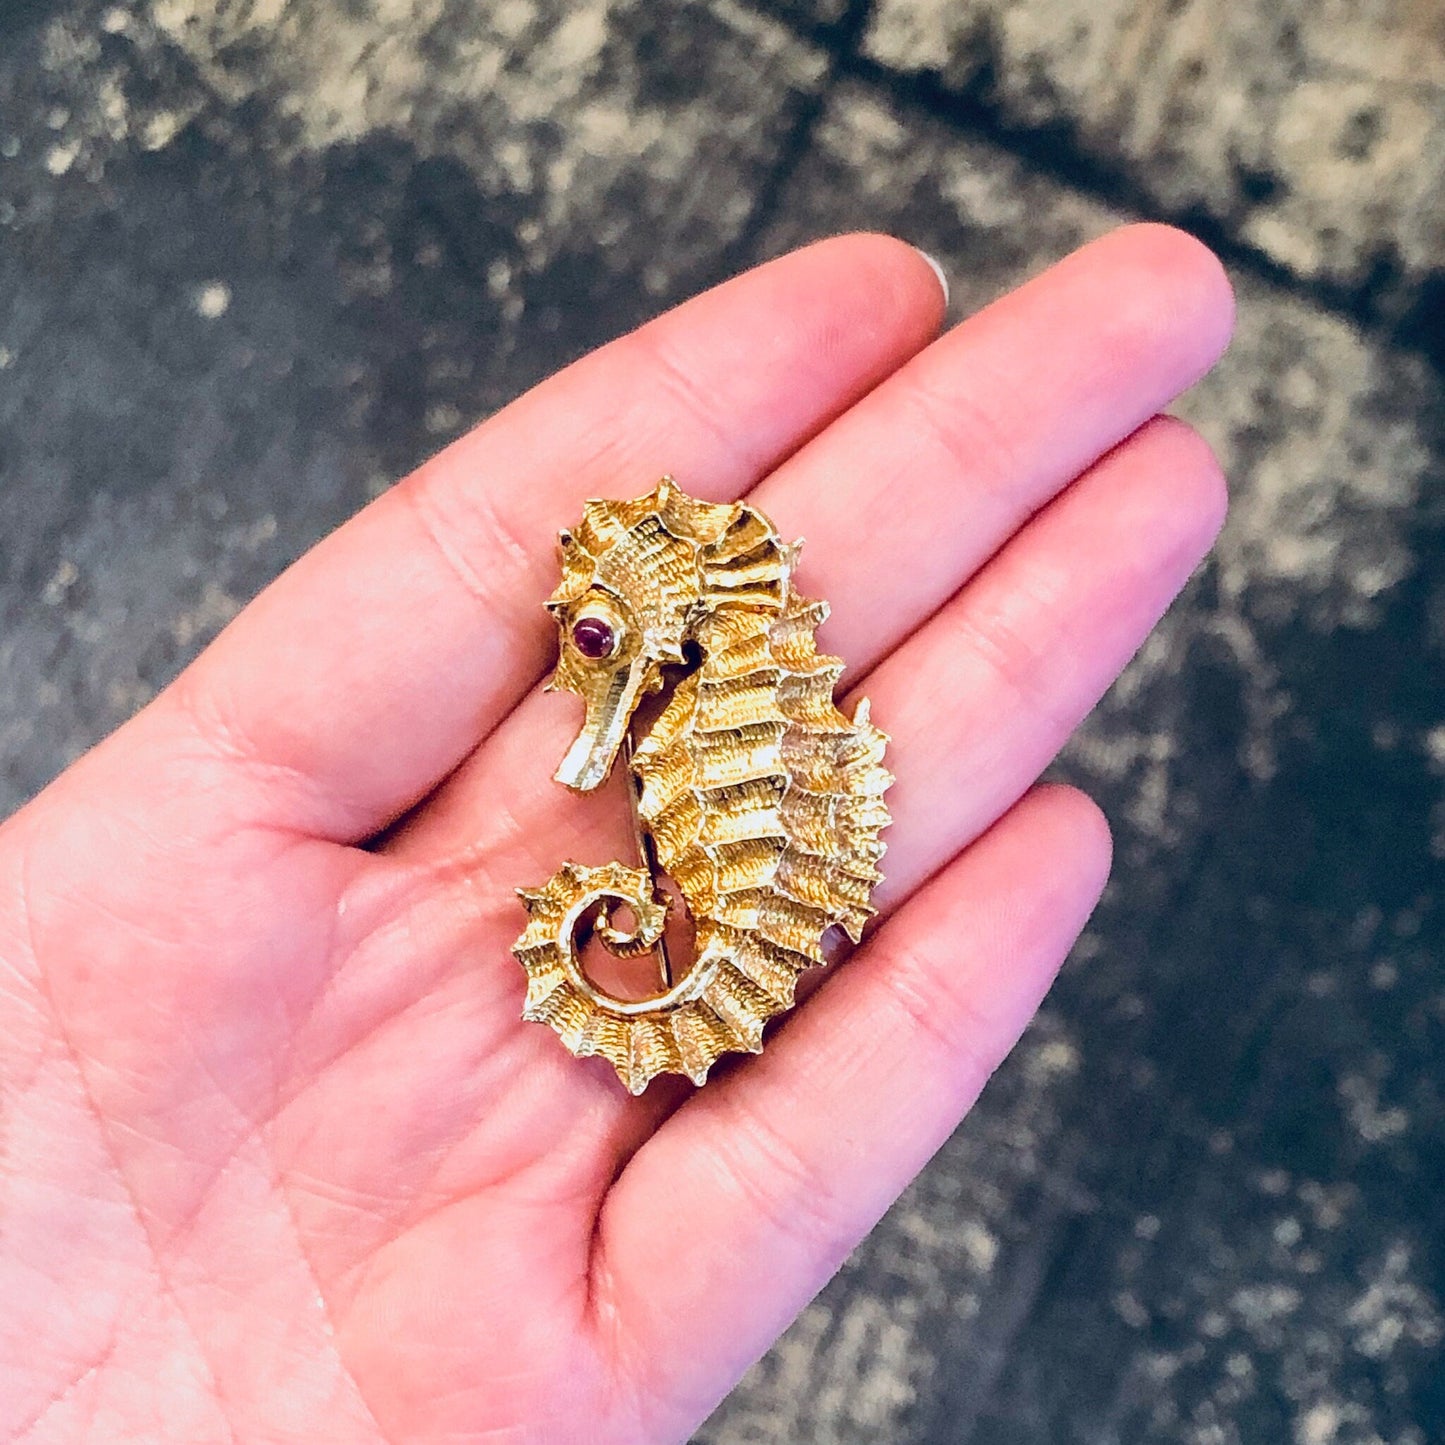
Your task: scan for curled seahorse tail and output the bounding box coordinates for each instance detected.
[515,859,768,1093]
[514,861,674,1092]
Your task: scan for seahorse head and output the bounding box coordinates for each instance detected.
[544,476,791,790]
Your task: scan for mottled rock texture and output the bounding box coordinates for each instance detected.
[1,2,1441,1443]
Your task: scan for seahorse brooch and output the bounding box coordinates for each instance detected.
[512,477,892,1093]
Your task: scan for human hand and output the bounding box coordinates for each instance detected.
[1,226,1232,1443]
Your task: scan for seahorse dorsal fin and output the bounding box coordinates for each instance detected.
[651,477,740,547]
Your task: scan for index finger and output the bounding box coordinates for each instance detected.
[116,236,947,840]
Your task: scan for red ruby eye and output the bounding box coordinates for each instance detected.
[571,616,616,659]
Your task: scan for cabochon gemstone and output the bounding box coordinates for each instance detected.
[572,615,616,659]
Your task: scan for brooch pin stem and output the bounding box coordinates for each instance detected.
[622,727,674,992]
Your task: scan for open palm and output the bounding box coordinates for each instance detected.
[1,227,1232,1444]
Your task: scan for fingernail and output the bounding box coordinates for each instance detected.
[914,247,950,307]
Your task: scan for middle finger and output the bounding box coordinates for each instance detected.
[392,223,1231,864]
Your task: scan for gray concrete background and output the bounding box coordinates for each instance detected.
[1,2,1441,1441]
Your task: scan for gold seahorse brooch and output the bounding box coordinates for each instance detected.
[512,476,892,1093]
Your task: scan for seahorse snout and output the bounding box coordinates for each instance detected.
[553,655,655,791]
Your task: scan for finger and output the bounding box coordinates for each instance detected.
[855,413,1225,911]
[391,224,1231,861]
[387,410,1222,893]
[749,222,1234,678]
[591,784,1111,1439]
[100,236,946,840]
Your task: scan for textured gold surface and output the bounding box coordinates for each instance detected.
[513,477,892,1093]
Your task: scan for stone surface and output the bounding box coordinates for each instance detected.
[862,0,1445,327]
[1,2,1442,1443]
[0,0,823,807]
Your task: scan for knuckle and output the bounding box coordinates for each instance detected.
[898,373,1027,517]
[882,931,999,1089]
[710,1103,853,1262]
